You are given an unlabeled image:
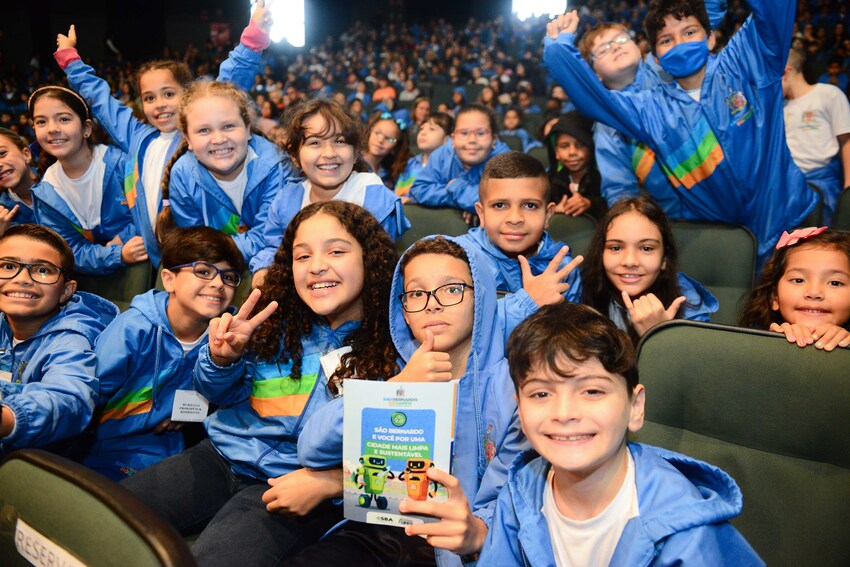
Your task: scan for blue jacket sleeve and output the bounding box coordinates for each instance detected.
[477,486,525,567]
[379,197,411,241]
[652,522,765,566]
[249,184,291,272]
[217,42,262,93]
[232,164,282,262]
[194,346,253,407]
[93,318,137,404]
[297,396,344,469]
[595,127,642,206]
[445,172,481,213]
[34,199,125,275]
[167,158,206,228]
[496,290,538,344]
[63,60,148,154]
[409,147,456,207]
[544,33,651,144]
[0,334,98,449]
[715,0,792,83]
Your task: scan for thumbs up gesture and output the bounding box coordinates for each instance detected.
[391,329,453,383]
[622,291,686,336]
[57,25,77,50]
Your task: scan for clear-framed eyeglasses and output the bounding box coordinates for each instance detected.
[592,32,631,61]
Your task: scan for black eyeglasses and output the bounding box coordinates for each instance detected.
[399,282,474,313]
[169,262,242,288]
[0,259,64,284]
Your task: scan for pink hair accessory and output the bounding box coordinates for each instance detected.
[775,226,827,249]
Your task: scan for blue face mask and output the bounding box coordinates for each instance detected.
[657,40,710,78]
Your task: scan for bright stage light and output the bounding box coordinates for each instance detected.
[251,0,305,47]
[513,0,567,21]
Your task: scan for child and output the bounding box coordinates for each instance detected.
[458,151,584,313]
[544,1,820,264]
[0,128,37,233]
[29,86,143,274]
[409,103,510,213]
[500,107,543,153]
[250,99,408,286]
[478,302,764,565]
[546,111,606,220]
[294,235,528,566]
[782,47,850,224]
[158,79,291,269]
[582,197,717,343]
[395,111,453,199]
[741,227,850,350]
[77,226,243,481]
[122,201,401,566]
[362,111,410,189]
[54,1,273,266]
[0,224,119,455]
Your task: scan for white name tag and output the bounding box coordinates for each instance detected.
[319,346,352,385]
[0,369,12,383]
[15,517,88,567]
[170,390,209,422]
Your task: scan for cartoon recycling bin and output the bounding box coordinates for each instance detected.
[399,458,437,501]
[352,454,395,509]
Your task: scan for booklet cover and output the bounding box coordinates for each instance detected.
[343,380,457,528]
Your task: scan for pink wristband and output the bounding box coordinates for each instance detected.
[54,47,82,70]
[241,19,270,52]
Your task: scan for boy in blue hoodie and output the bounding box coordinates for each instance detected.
[77,226,242,480]
[543,0,819,265]
[292,236,528,566]
[478,302,763,566]
[458,151,583,311]
[0,224,118,455]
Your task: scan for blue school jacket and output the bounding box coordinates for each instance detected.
[457,226,582,303]
[0,292,119,452]
[298,236,530,567]
[168,135,290,265]
[409,140,511,213]
[249,171,410,272]
[80,290,235,479]
[197,318,362,480]
[478,443,764,566]
[0,191,36,226]
[32,145,137,274]
[60,42,266,266]
[543,0,818,262]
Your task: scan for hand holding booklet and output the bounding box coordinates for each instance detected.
[342,380,457,527]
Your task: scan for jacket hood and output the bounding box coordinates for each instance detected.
[390,234,503,373]
[33,291,119,343]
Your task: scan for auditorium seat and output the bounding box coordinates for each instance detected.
[396,204,469,255]
[547,213,597,259]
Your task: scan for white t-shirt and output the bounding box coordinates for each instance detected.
[42,144,108,230]
[784,83,850,172]
[301,170,381,209]
[142,130,179,231]
[177,329,209,353]
[215,147,257,215]
[542,451,639,567]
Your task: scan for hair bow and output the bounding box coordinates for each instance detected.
[775,226,828,249]
[380,111,407,131]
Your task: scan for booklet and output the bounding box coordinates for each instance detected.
[343,380,457,528]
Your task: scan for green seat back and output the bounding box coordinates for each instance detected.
[546,214,597,259]
[500,135,523,152]
[670,221,756,325]
[633,321,850,567]
[527,146,549,169]
[74,261,155,312]
[0,450,195,567]
[396,204,469,255]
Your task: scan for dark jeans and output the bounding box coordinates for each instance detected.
[121,439,342,567]
[288,521,437,567]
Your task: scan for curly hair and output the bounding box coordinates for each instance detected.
[250,201,400,393]
[740,231,850,330]
[645,0,711,55]
[581,197,682,344]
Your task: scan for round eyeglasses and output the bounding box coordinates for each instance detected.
[399,282,474,313]
[592,32,632,61]
[0,260,64,284]
[169,262,242,288]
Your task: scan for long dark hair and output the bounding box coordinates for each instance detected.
[27,86,95,180]
[581,197,682,342]
[250,201,400,393]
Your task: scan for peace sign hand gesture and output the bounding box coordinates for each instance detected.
[209,288,278,366]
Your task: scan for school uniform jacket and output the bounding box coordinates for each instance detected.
[0,292,119,452]
[478,443,765,566]
[543,0,818,261]
[32,144,136,274]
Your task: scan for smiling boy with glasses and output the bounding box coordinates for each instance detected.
[74,226,243,479]
[0,224,118,455]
